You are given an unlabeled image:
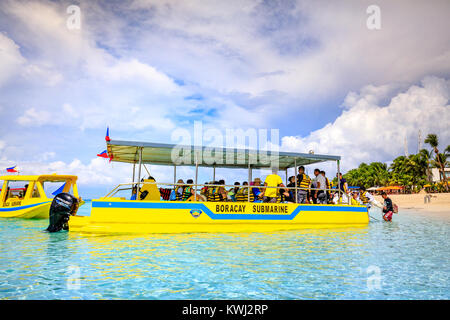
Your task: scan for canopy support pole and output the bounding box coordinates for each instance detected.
[173,165,176,185]
[285,168,288,186]
[248,163,252,202]
[337,159,342,203]
[137,147,143,197]
[194,152,198,201]
[294,159,298,203]
[143,164,151,177]
[132,162,136,197]
[213,165,216,182]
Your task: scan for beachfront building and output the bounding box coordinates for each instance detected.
[429,168,450,183]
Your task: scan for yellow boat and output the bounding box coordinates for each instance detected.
[0,174,81,219]
[69,140,369,235]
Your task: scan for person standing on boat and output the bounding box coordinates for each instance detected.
[336,173,349,203]
[381,192,394,221]
[313,169,327,204]
[320,171,331,203]
[263,168,285,203]
[296,166,311,204]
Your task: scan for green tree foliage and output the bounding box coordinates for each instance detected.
[344,162,389,189]
[341,135,448,193]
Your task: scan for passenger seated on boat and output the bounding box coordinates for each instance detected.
[182,179,194,200]
[174,179,184,201]
[200,182,208,198]
[207,181,223,202]
[276,187,291,203]
[228,182,240,202]
[286,176,296,202]
[350,192,362,205]
[262,168,284,203]
[218,180,228,201]
[130,185,137,200]
[252,178,263,202]
[236,182,254,202]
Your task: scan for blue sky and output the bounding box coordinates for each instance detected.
[0,0,449,198]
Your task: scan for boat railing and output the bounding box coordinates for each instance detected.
[104,181,351,204]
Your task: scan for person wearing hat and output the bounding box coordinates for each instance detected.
[252,178,263,202]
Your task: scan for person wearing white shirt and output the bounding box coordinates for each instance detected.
[313,168,327,204]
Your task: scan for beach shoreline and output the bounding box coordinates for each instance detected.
[374,193,450,220]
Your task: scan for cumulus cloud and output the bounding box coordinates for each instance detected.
[0,32,26,86]
[281,76,450,172]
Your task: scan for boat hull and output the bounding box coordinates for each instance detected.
[69,200,369,234]
[0,201,52,219]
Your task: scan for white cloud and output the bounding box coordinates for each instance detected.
[16,107,52,126]
[0,32,26,86]
[281,76,450,172]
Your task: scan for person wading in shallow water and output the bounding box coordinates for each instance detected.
[381,191,394,221]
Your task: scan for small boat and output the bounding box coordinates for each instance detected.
[0,174,82,219]
[69,139,369,234]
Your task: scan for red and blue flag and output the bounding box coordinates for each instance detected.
[105,127,111,142]
[97,150,109,158]
[6,166,18,173]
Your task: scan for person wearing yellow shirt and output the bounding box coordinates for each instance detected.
[262,168,285,203]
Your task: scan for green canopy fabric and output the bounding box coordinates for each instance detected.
[107,139,340,170]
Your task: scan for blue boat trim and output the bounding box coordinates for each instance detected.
[0,201,52,212]
[92,201,367,220]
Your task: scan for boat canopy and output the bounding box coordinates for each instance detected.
[0,174,78,182]
[106,139,341,170]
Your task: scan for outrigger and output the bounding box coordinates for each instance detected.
[69,140,369,234]
[0,174,82,219]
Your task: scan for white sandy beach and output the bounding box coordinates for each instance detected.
[375,193,450,220]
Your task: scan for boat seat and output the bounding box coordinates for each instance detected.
[139,179,161,201]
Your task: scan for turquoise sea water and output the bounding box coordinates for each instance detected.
[0,202,449,299]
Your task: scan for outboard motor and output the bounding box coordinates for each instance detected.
[46,193,79,232]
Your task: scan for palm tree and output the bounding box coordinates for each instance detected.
[419,149,433,182]
[424,134,448,192]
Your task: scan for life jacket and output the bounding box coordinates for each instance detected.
[276,189,287,203]
[160,188,171,201]
[236,187,254,202]
[174,186,183,201]
[298,174,311,190]
[207,187,223,202]
[325,178,331,191]
[360,191,370,204]
[350,197,360,205]
[182,186,193,201]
